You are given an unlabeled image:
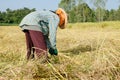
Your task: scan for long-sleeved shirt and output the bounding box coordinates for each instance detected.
[19,10,60,49]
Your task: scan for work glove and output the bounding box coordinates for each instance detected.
[49,48,58,55]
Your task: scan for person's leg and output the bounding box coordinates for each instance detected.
[25,31,34,60]
[29,30,47,58]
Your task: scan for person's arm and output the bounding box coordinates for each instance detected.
[48,17,58,49]
[48,15,59,55]
[45,28,58,55]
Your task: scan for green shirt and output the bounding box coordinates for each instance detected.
[19,10,59,49]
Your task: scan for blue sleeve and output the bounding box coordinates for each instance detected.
[48,16,59,49]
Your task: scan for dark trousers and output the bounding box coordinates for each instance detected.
[25,30,47,60]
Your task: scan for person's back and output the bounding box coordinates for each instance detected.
[19,10,59,28]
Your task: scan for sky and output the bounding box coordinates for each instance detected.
[0,0,120,12]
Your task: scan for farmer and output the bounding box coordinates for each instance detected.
[19,8,67,60]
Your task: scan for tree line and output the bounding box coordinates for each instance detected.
[67,3,120,23]
[0,7,35,24]
[59,0,120,23]
[0,0,120,24]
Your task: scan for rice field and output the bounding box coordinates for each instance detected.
[0,21,120,80]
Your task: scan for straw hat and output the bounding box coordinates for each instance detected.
[56,8,67,29]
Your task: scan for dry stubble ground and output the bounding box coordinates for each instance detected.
[0,21,120,80]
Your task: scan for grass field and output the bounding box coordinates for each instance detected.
[0,21,120,80]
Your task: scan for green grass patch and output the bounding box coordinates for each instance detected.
[0,23,18,26]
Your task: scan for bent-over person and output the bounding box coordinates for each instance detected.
[19,8,67,60]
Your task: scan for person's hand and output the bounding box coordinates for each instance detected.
[49,48,58,55]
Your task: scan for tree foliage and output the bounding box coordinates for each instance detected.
[0,7,35,24]
[69,3,96,23]
[59,0,78,12]
[59,0,120,23]
[0,0,120,24]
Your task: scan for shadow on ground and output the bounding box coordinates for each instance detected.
[60,44,96,55]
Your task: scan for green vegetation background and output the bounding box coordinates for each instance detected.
[0,0,120,25]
